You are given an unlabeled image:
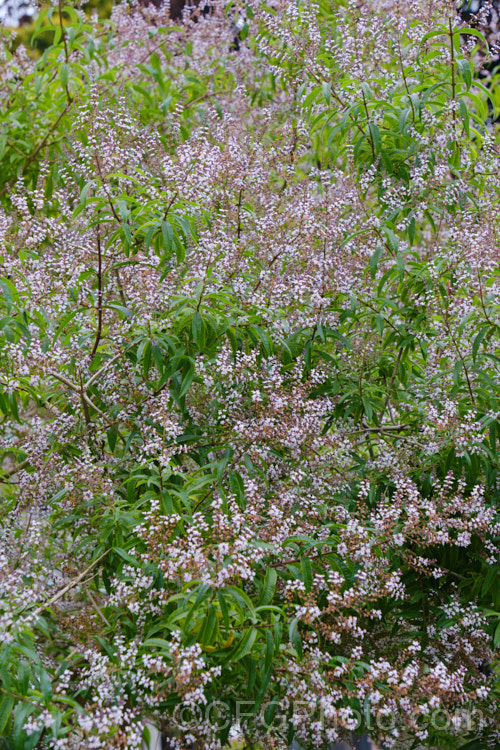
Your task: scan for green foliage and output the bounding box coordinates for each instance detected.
[1,1,500,749]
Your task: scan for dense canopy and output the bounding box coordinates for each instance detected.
[1,1,500,749]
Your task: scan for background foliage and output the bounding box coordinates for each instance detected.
[1,1,500,748]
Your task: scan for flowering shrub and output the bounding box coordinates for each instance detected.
[1,1,500,748]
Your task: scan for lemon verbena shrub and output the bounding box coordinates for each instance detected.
[1,1,500,749]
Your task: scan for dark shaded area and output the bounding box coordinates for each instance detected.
[291,736,376,750]
[458,0,500,121]
[139,0,207,20]
[458,0,500,72]
[139,0,242,49]
[329,737,374,750]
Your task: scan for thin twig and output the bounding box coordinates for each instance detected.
[33,549,110,616]
[85,585,111,627]
[48,369,126,439]
[90,223,103,361]
[183,88,234,110]
[0,458,29,479]
[0,103,72,198]
[84,351,123,390]
[378,348,403,423]
[58,0,73,105]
